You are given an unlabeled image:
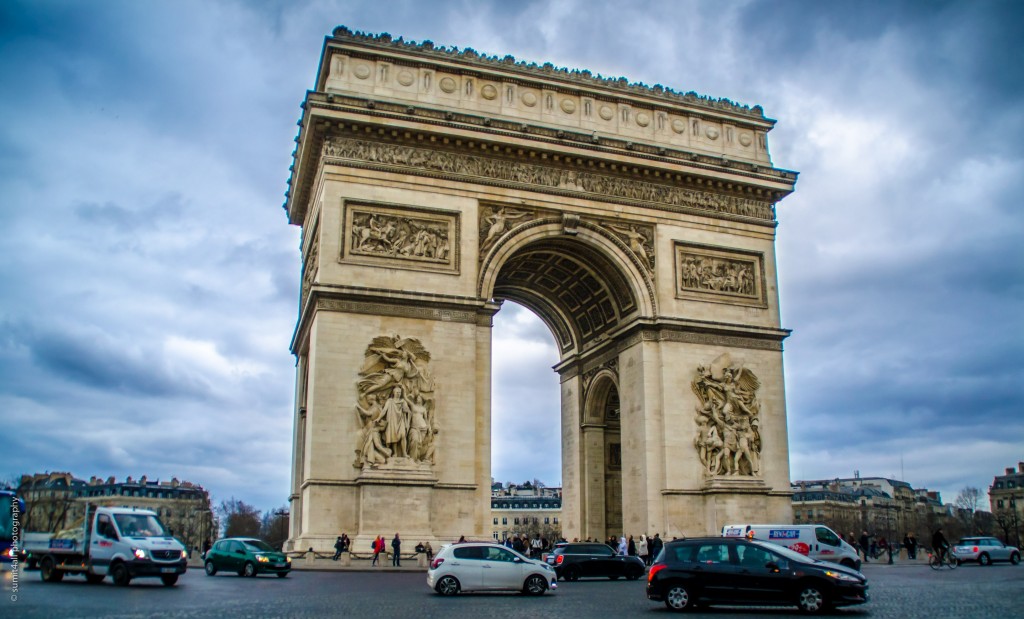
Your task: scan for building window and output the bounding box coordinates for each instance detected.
[493,518,498,525]
[553,517,558,524]
[514,517,520,525]
[502,517,507,525]
[533,517,538,524]
[997,500,1005,509]
[1009,481,1017,488]
[544,517,550,524]
[795,512,801,520]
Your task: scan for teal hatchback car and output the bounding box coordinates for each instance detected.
[204,538,291,578]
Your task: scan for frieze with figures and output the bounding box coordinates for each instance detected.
[674,242,766,307]
[323,137,774,222]
[692,353,761,477]
[353,335,438,469]
[342,201,459,273]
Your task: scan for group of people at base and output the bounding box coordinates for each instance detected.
[847,529,950,562]
[333,532,434,566]
[581,533,667,566]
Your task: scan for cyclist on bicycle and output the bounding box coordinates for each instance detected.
[931,527,950,564]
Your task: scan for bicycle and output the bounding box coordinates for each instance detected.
[928,547,959,570]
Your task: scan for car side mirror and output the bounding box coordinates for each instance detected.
[236,549,246,555]
[765,561,780,572]
[514,557,523,563]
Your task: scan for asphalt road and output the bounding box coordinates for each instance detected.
[4,562,1022,618]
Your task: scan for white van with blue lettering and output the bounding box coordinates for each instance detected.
[722,524,861,570]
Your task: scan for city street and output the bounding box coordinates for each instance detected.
[4,563,1022,618]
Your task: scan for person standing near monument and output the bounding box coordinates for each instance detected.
[649,533,663,561]
[371,535,383,566]
[859,531,871,563]
[391,533,402,567]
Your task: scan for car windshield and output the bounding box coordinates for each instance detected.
[243,539,275,552]
[113,513,167,538]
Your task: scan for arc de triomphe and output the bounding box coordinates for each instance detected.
[283,27,797,551]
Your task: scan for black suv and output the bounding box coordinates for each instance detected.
[546,543,646,581]
[646,537,868,614]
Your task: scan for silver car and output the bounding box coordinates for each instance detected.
[427,542,557,595]
[952,537,1021,566]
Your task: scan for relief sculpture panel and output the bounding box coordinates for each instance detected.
[674,242,765,307]
[478,204,537,256]
[353,335,437,469]
[692,353,761,477]
[343,201,459,273]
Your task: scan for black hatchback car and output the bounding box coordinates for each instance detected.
[646,537,868,614]
[547,543,646,581]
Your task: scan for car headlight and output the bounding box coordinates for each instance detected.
[285,556,291,563]
[180,550,188,559]
[824,570,860,582]
[133,548,147,560]
[257,555,270,563]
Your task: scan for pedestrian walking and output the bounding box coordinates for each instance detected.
[649,533,663,562]
[333,536,345,561]
[904,532,918,560]
[859,531,871,563]
[391,533,402,566]
[627,535,637,557]
[424,541,434,562]
[639,535,649,565]
[371,535,383,566]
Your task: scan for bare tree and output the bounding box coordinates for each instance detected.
[955,486,982,534]
[219,498,261,539]
[259,507,290,550]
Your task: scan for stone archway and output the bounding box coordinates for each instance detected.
[282,28,798,552]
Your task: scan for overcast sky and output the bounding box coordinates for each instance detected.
[2,0,1021,514]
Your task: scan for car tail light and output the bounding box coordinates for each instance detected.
[556,555,563,565]
[648,563,666,583]
[429,557,444,570]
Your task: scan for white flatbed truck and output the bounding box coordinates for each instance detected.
[34,505,187,586]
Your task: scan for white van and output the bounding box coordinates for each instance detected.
[722,524,861,570]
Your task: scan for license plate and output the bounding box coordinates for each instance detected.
[274,563,286,568]
[161,568,177,574]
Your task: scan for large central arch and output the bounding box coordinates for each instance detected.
[282,28,798,551]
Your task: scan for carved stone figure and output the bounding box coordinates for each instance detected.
[479,206,531,253]
[608,223,654,272]
[354,335,437,468]
[691,353,762,476]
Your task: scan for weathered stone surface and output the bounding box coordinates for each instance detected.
[284,28,797,552]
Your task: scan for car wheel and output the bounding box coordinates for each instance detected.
[523,574,548,595]
[40,557,63,583]
[978,553,991,566]
[796,584,829,614]
[160,574,178,586]
[276,572,289,578]
[435,575,460,596]
[110,563,131,587]
[85,573,105,584]
[205,561,217,576]
[1010,552,1020,565]
[664,584,693,612]
[243,561,257,577]
[564,565,581,581]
